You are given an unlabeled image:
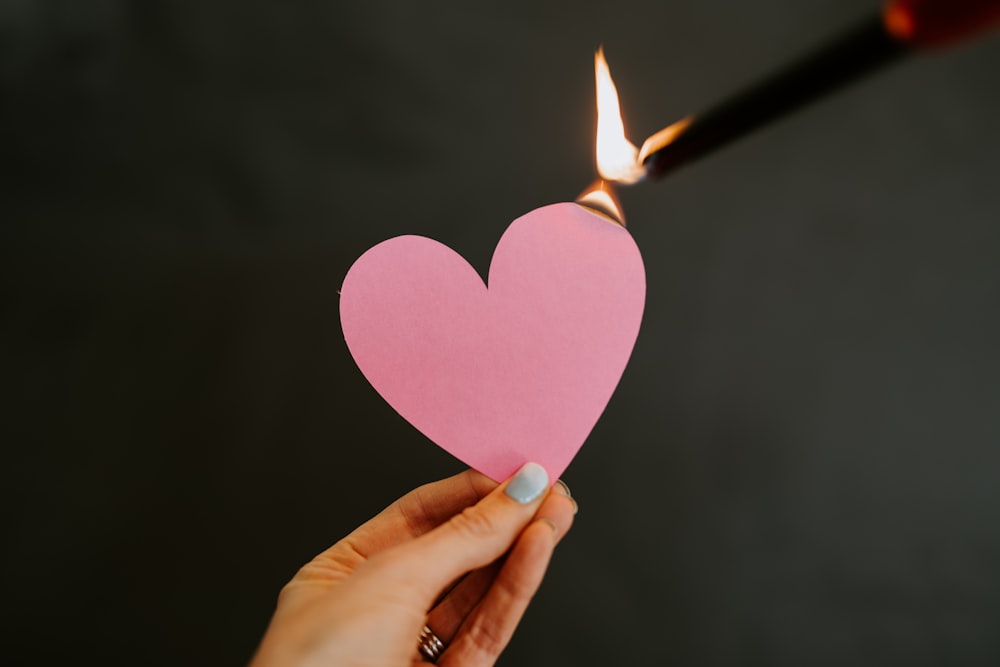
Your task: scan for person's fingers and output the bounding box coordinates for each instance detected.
[427,563,503,643]
[438,517,561,667]
[425,479,577,642]
[347,469,498,554]
[364,462,552,603]
[534,479,578,537]
[292,469,497,589]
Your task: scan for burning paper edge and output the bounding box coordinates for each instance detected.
[576,180,626,226]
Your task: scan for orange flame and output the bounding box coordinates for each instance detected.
[594,47,644,184]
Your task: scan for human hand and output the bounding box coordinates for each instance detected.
[250,463,577,666]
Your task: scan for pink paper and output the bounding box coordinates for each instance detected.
[339,202,645,482]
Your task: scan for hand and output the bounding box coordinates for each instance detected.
[250,463,578,666]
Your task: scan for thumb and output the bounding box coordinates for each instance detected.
[381,462,551,601]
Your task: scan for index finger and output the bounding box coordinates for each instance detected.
[326,469,498,560]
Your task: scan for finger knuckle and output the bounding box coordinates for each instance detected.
[275,579,302,607]
[449,505,498,540]
[495,566,538,606]
[276,582,291,605]
[465,616,508,660]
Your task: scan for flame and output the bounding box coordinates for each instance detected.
[577,179,626,226]
[594,48,644,184]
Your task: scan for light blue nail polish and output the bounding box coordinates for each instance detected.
[505,462,549,504]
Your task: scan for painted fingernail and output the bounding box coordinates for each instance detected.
[505,462,549,504]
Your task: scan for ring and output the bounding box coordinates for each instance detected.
[417,624,445,662]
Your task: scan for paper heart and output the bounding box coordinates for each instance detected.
[340,202,645,482]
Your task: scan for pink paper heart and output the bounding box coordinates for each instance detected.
[340,202,645,482]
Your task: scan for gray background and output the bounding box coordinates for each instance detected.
[3,0,1000,664]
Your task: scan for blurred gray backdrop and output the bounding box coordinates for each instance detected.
[2,0,1000,664]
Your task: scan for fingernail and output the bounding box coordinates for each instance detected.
[538,518,558,536]
[553,480,579,515]
[505,462,549,504]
